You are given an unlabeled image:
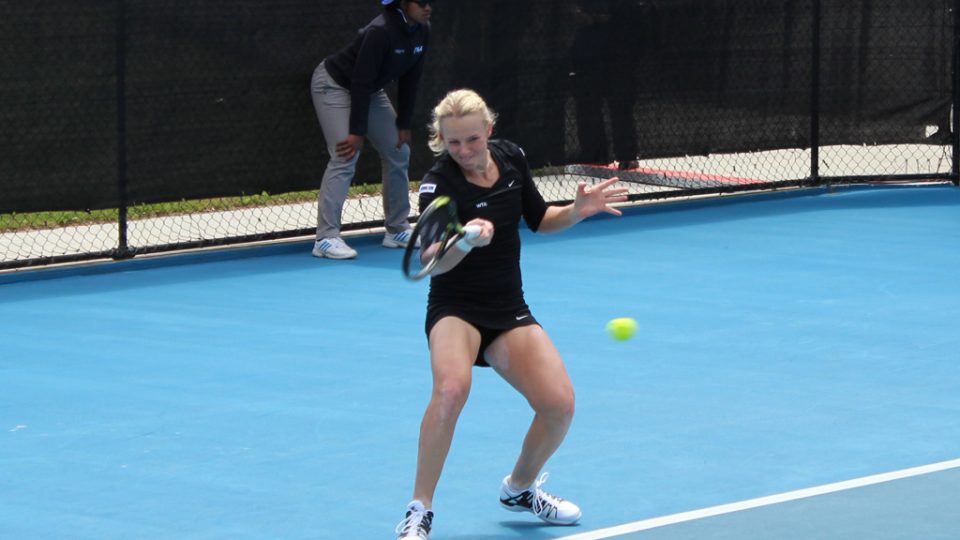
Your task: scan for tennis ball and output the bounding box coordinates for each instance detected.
[606,317,638,341]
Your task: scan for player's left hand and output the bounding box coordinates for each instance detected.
[574,177,629,219]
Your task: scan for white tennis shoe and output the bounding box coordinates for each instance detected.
[499,473,581,525]
[395,500,433,540]
[312,237,357,259]
[383,229,419,249]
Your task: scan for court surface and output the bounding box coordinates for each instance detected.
[2,185,958,539]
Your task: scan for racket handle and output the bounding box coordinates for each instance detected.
[456,225,483,252]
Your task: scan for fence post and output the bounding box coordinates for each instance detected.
[953,0,960,185]
[810,0,821,185]
[115,0,133,259]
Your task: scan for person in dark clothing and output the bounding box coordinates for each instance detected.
[310,0,433,259]
[394,89,628,540]
[569,0,651,167]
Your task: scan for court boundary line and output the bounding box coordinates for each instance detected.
[557,458,960,540]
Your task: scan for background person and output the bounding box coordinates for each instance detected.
[310,0,433,259]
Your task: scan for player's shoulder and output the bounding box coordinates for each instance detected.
[419,154,456,195]
[489,138,526,158]
[417,178,440,197]
[490,139,529,176]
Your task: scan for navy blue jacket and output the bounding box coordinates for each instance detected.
[324,9,430,136]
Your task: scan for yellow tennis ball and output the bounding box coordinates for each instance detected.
[606,317,638,341]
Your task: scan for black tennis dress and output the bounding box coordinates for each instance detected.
[418,139,549,366]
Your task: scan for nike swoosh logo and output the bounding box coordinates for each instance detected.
[515,314,529,320]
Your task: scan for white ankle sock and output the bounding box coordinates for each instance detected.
[504,476,532,495]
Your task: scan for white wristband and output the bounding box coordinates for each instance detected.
[456,224,482,252]
[455,236,475,252]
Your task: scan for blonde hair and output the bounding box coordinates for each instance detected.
[427,89,498,155]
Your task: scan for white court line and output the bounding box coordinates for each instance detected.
[557,458,960,540]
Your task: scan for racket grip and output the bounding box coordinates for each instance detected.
[456,225,483,252]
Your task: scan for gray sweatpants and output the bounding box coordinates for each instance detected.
[310,63,412,240]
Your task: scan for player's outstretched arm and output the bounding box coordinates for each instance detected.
[538,177,629,233]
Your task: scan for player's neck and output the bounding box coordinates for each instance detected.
[463,152,498,187]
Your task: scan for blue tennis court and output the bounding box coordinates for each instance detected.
[2,185,958,539]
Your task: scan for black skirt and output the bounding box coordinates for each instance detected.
[425,302,539,367]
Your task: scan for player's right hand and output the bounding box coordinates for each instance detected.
[463,219,494,248]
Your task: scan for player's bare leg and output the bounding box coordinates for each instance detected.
[486,325,581,525]
[412,317,481,507]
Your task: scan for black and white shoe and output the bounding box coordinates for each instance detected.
[395,500,433,540]
[499,473,582,525]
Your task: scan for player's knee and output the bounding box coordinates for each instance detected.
[557,390,576,423]
[432,377,471,412]
[534,387,575,425]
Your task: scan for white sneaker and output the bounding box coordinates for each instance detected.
[395,500,433,540]
[383,229,419,249]
[499,473,581,525]
[312,237,357,259]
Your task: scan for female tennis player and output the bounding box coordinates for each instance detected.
[395,89,628,540]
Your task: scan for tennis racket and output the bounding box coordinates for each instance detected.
[402,195,481,281]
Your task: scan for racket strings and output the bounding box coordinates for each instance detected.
[405,208,454,278]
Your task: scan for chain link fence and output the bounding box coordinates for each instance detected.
[1,0,956,270]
